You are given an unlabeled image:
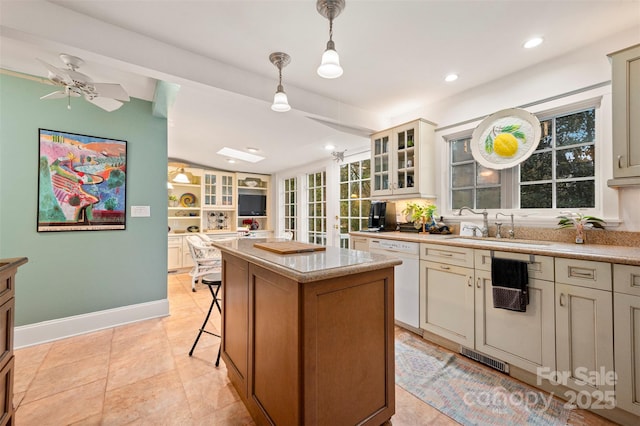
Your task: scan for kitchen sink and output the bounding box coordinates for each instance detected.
[445,236,552,247]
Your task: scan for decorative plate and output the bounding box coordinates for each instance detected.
[180,193,196,207]
[244,180,258,187]
[187,225,199,233]
[470,108,541,170]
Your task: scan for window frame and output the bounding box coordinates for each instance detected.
[439,90,617,226]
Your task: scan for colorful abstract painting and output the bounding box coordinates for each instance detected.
[37,129,127,232]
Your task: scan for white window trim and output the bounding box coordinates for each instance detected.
[436,85,622,229]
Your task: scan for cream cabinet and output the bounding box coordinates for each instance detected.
[555,258,614,394]
[608,44,640,186]
[613,264,640,416]
[350,236,371,251]
[236,173,270,231]
[203,171,235,209]
[168,235,183,271]
[474,251,556,375]
[420,244,475,347]
[371,119,436,198]
[168,167,202,233]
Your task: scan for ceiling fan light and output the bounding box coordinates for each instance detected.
[317,44,343,79]
[272,87,291,112]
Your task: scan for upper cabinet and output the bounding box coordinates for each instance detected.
[608,44,640,187]
[371,118,437,198]
[203,171,235,209]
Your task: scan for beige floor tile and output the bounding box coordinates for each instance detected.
[102,369,192,426]
[107,342,175,391]
[22,351,110,404]
[15,379,106,426]
[112,317,165,343]
[13,391,25,409]
[393,385,448,426]
[39,328,113,370]
[14,342,53,394]
[192,399,256,426]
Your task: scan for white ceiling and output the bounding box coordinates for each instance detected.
[1,0,639,174]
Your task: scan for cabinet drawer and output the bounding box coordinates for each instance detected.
[421,243,474,268]
[0,298,13,370]
[168,236,182,247]
[475,250,554,282]
[613,264,640,296]
[555,258,611,291]
[0,270,14,309]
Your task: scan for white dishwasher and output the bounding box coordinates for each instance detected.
[369,238,420,328]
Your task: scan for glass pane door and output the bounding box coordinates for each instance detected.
[372,134,390,192]
[204,174,217,206]
[221,174,234,207]
[395,127,416,193]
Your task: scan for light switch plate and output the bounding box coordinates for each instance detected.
[131,206,151,217]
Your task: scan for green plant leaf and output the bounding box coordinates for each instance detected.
[512,131,526,141]
[485,135,493,154]
[500,124,520,133]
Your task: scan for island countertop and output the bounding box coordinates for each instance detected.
[210,238,401,283]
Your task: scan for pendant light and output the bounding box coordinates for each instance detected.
[269,52,291,112]
[316,0,345,79]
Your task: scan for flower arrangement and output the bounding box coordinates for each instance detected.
[168,194,178,207]
[557,212,605,244]
[403,202,437,234]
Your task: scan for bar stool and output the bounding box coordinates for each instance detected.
[189,272,222,366]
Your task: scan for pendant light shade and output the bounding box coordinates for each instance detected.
[269,52,291,112]
[168,166,192,184]
[316,0,345,79]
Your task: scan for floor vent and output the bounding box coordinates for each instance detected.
[460,346,510,374]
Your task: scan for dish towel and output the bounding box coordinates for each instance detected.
[491,257,529,312]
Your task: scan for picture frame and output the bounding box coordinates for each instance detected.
[37,128,127,232]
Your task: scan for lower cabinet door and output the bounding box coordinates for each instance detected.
[474,270,556,374]
[420,260,474,347]
[167,244,182,270]
[555,283,614,395]
[614,292,640,415]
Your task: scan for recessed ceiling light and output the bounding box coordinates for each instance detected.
[524,37,543,49]
[217,147,265,163]
[445,73,458,82]
[227,159,236,164]
[246,147,259,153]
[324,144,335,150]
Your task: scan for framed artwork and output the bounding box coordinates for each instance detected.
[37,128,127,232]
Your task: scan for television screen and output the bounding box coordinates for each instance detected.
[238,194,266,216]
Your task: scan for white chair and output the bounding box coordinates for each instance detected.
[185,235,221,292]
[282,231,293,241]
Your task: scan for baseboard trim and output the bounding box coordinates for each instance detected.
[14,299,170,349]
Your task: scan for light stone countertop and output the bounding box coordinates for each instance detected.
[350,231,640,266]
[210,238,402,283]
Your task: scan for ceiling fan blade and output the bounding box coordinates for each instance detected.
[85,95,123,112]
[91,83,130,101]
[37,58,72,85]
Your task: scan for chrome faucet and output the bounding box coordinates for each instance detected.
[496,212,515,239]
[455,206,489,237]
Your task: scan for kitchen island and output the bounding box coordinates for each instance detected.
[210,238,400,426]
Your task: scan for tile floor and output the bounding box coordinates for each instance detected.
[14,273,616,425]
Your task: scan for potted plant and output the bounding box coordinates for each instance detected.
[403,202,437,234]
[557,212,605,244]
[168,194,178,207]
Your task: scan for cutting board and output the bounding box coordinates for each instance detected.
[253,241,327,254]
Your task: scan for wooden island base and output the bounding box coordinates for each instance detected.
[220,250,396,426]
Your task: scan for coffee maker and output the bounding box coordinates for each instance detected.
[367,201,397,232]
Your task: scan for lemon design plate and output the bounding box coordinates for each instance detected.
[470,108,541,170]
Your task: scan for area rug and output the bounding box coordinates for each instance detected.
[395,332,577,425]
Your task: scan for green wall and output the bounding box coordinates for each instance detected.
[0,73,168,326]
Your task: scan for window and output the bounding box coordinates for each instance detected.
[307,171,326,245]
[339,159,371,248]
[283,177,297,240]
[450,107,596,210]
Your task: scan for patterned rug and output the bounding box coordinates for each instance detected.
[395,331,576,425]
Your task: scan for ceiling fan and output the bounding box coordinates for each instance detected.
[38,53,130,112]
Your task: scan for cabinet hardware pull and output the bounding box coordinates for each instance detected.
[440,265,450,270]
[559,293,566,306]
[618,155,623,168]
[569,269,595,279]
[467,276,472,287]
[476,277,481,288]
[438,252,453,257]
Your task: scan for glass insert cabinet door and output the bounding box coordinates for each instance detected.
[221,175,234,206]
[395,127,416,192]
[372,132,391,193]
[204,173,218,206]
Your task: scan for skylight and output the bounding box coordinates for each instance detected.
[217,147,265,163]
